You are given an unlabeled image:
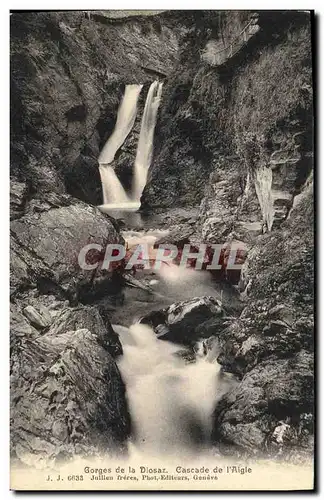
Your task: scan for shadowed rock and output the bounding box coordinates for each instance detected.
[10,298,130,468]
[141,296,225,344]
[10,193,123,301]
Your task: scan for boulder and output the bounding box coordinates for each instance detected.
[11,303,39,339]
[212,351,314,458]
[10,302,129,468]
[140,296,225,344]
[10,194,123,301]
[10,180,29,220]
[10,11,181,205]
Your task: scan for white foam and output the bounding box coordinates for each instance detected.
[98,202,141,212]
[117,323,236,458]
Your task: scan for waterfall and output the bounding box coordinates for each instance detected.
[99,84,143,164]
[252,165,274,232]
[98,81,162,207]
[99,165,130,205]
[99,84,143,204]
[116,323,235,459]
[132,81,163,202]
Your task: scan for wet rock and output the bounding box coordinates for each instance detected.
[212,351,314,456]
[153,224,195,249]
[11,303,129,468]
[142,11,312,255]
[10,195,123,301]
[11,11,181,205]
[141,296,225,344]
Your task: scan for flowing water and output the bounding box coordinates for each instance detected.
[99,84,143,204]
[96,81,236,460]
[105,224,239,460]
[116,323,235,459]
[132,80,163,202]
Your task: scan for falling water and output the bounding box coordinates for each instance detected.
[99,84,143,204]
[116,323,235,459]
[99,165,130,205]
[99,84,143,165]
[132,80,163,202]
[109,227,237,459]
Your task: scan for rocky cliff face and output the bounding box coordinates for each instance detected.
[140,10,314,457]
[10,11,181,205]
[142,10,313,221]
[212,176,314,457]
[10,186,132,466]
[10,10,314,464]
[10,10,184,465]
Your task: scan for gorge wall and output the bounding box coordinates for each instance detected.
[140,10,314,457]
[142,11,313,228]
[10,10,183,465]
[10,10,314,464]
[10,11,182,205]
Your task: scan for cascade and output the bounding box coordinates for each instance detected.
[116,322,235,458]
[132,80,163,202]
[99,84,142,204]
[99,165,130,205]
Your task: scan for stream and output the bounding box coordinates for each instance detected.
[99,205,239,461]
[96,81,240,461]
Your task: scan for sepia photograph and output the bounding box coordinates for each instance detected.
[9,7,315,491]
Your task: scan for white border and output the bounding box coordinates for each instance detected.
[1,2,321,498]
